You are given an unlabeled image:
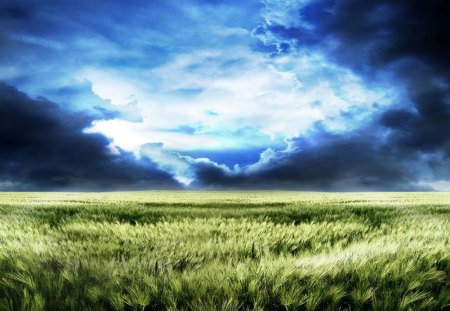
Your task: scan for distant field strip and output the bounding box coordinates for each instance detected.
[0,192,449,310]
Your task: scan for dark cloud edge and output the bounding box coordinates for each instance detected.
[0,82,181,191]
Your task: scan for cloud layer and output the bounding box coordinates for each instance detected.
[1,0,449,190]
[0,83,179,190]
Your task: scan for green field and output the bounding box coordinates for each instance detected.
[0,192,449,310]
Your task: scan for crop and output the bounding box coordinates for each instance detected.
[0,191,449,310]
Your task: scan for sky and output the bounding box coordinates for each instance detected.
[0,0,449,191]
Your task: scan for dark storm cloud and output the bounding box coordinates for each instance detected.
[298,0,450,159]
[0,83,180,190]
[191,123,431,191]
[193,0,450,190]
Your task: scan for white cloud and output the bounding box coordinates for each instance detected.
[261,0,313,29]
[84,48,394,154]
[421,180,450,191]
[140,144,194,185]
[79,69,143,106]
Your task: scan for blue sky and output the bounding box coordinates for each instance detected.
[1,0,449,190]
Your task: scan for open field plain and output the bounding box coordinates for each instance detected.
[0,191,449,310]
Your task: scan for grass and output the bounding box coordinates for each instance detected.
[0,191,449,310]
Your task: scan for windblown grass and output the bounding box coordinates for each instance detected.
[0,191,449,310]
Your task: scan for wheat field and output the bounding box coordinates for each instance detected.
[0,191,449,310]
